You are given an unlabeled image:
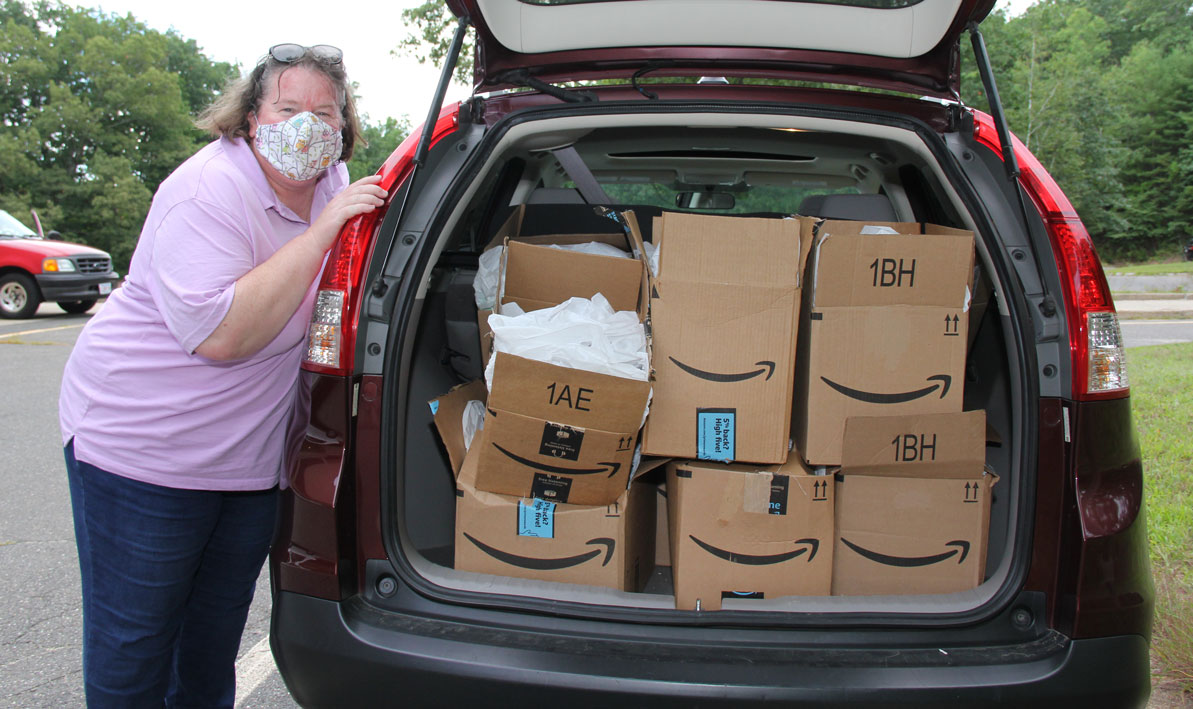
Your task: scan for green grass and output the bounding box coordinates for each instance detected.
[1105,261,1193,276]
[1126,343,1193,693]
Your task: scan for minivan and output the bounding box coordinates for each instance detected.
[269,0,1154,705]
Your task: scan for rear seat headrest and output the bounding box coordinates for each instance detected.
[799,194,897,222]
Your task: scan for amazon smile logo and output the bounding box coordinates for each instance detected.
[464,534,615,570]
[492,444,621,477]
[669,357,776,383]
[820,374,951,404]
[689,535,819,566]
[840,538,970,567]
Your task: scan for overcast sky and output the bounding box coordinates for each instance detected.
[92,0,1033,125]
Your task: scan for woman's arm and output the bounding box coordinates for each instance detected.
[195,175,386,361]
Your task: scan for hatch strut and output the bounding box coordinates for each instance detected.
[391,15,472,231]
[968,21,1058,319]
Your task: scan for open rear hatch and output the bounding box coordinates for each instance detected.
[449,0,996,96]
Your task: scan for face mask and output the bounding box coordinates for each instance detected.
[253,111,343,182]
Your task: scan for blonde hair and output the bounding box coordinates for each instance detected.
[195,53,362,161]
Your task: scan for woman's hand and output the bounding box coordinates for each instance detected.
[306,175,387,254]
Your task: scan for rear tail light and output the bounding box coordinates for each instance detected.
[1086,311,1129,392]
[302,213,383,375]
[301,105,461,376]
[305,290,346,367]
[972,112,1128,400]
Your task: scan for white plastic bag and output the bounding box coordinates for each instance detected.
[643,240,660,278]
[547,241,630,259]
[461,399,486,451]
[473,246,505,310]
[484,293,649,389]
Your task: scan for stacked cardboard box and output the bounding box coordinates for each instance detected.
[666,458,833,610]
[472,209,651,506]
[832,410,995,595]
[643,212,813,464]
[433,206,994,602]
[794,220,975,466]
[432,382,656,591]
[477,205,648,357]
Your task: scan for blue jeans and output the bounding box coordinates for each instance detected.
[65,440,278,708]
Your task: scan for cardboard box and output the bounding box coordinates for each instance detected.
[832,410,996,596]
[493,206,649,319]
[429,380,489,476]
[455,445,656,591]
[794,220,975,465]
[643,212,814,464]
[477,205,651,361]
[473,353,651,506]
[667,457,834,610]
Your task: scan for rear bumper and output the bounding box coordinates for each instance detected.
[34,272,119,301]
[272,592,1150,708]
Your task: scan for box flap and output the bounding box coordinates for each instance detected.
[487,352,651,432]
[494,208,650,320]
[809,221,974,309]
[430,380,489,478]
[656,212,804,288]
[840,410,986,477]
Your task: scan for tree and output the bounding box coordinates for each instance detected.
[1108,38,1193,257]
[346,116,413,182]
[0,1,235,268]
[962,1,1127,249]
[395,1,473,86]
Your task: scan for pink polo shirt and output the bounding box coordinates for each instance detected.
[59,136,348,491]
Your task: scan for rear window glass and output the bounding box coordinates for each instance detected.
[593,183,861,215]
[518,0,923,9]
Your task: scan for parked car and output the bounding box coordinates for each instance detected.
[270,0,1152,706]
[1184,239,1192,261]
[0,209,120,319]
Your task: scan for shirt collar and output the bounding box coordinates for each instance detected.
[220,136,349,224]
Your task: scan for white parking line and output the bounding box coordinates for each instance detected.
[234,635,276,707]
[0,323,85,338]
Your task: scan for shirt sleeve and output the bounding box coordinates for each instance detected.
[148,199,253,354]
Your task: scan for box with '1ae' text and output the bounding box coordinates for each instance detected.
[794,220,975,466]
[667,456,833,610]
[833,410,996,596]
[643,212,814,464]
[473,352,651,506]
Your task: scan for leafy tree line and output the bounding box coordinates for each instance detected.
[399,0,1193,261]
[961,0,1193,260]
[0,1,408,272]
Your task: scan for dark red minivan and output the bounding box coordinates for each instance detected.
[270,0,1153,705]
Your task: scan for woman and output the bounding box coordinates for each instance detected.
[58,44,387,707]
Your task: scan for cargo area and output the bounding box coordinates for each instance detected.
[385,111,1026,616]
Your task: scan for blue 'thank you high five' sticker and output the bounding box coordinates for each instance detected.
[518,498,556,538]
[697,408,736,462]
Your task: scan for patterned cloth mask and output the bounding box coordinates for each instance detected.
[253,111,343,182]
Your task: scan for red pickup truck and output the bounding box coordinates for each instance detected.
[0,209,120,319]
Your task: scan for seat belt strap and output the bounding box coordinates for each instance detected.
[552,146,612,204]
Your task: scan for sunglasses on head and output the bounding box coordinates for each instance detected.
[268,43,343,65]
